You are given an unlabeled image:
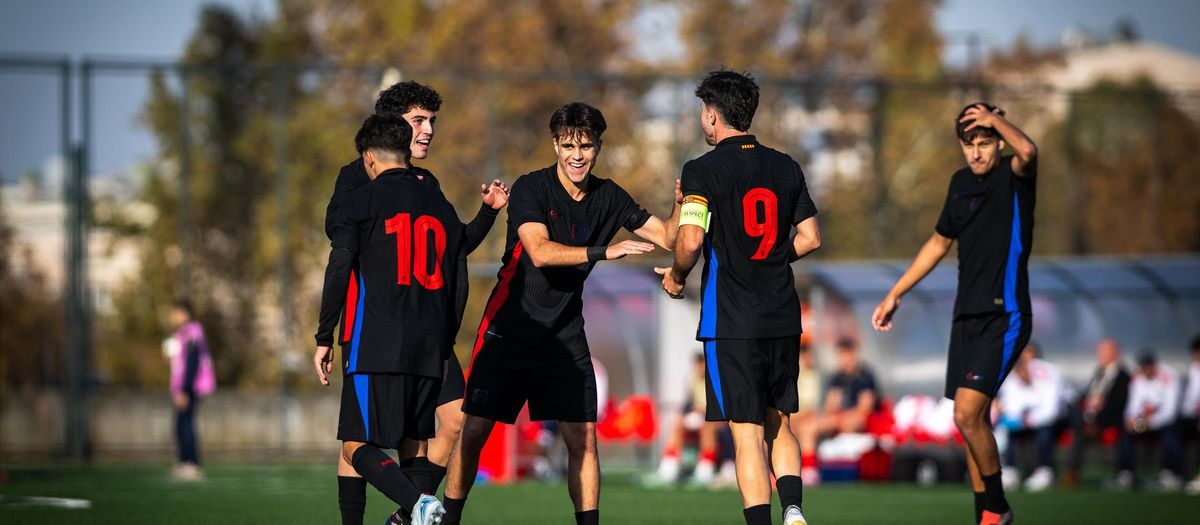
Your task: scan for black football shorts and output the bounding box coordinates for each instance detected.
[703,336,800,424]
[338,372,439,448]
[945,312,1032,400]
[437,355,466,407]
[462,331,597,424]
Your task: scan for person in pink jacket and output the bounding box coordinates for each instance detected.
[164,299,215,480]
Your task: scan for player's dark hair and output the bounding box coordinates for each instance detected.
[375,80,442,118]
[955,102,1004,143]
[355,114,412,161]
[694,69,759,132]
[1190,334,1200,352]
[835,337,857,351]
[173,298,194,319]
[549,102,607,144]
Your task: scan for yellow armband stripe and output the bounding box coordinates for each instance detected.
[679,200,710,231]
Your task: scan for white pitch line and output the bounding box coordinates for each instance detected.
[0,495,92,509]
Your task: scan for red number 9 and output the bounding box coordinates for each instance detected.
[742,188,778,260]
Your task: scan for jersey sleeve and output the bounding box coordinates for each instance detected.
[613,183,652,231]
[324,158,370,240]
[791,163,818,224]
[507,177,547,229]
[330,188,369,254]
[934,181,957,238]
[679,161,712,231]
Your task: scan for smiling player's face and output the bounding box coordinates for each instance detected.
[553,133,599,185]
[403,107,436,160]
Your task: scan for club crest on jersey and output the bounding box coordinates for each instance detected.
[740,144,755,149]
[549,209,560,220]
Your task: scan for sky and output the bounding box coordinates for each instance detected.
[1,0,1198,185]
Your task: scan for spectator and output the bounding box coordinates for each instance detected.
[995,343,1072,492]
[162,299,215,481]
[1065,339,1131,487]
[1182,335,1200,495]
[789,344,822,485]
[657,353,724,485]
[1117,349,1183,490]
[816,338,879,436]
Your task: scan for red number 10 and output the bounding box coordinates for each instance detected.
[742,188,778,260]
[384,213,446,290]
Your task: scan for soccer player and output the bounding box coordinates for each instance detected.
[441,102,681,525]
[871,102,1038,525]
[658,70,821,525]
[322,81,508,525]
[315,114,471,525]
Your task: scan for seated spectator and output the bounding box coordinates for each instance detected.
[1066,338,1131,487]
[788,344,822,485]
[817,337,879,436]
[1117,349,1184,490]
[657,353,726,485]
[995,343,1073,492]
[1181,335,1200,495]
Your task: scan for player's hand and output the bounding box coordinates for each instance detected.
[172,392,190,410]
[871,294,900,331]
[958,104,1005,132]
[654,267,685,299]
[481,179,510,210]
[606,240,655,260]
[674,179,683,205]
[313,345,334,385]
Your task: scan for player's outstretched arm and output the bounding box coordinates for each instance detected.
[959,104,1038,176]
[788,216,822,262]
[871,232,952,331]
[462,180,510,254]
[633,180,684,250]
[517,222,654,268]
[656,223,704,299]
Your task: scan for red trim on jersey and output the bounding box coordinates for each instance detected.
[341,269,359,344]
[467,242,523,378]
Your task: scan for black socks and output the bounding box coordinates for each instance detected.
[337,476,367,525]
[980,471,1010,514]
[350,445,422,512]
[575,509,599,525]
[743,504,771,525]
[429,461,449,492]
[442,497,466,525]
[402,457,435,494]
[974,491,986,523]
[776,475,803,511]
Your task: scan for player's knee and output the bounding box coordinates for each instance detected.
[438,407,465,438]
[340,441,364,464]
[561,423,597,456]
[460,416,494,448]
[952,404,986,433]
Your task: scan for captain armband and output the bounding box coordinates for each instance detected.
[679,195,711,231]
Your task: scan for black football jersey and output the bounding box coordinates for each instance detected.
[316,167,467,377]
[935,155,1035,317]
[472,166,651,357]
[680,135,818,340]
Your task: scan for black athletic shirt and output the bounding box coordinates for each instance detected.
[827,367,880,411]
[315,167,467,378]
[323,157,498,346]
[474,166,651,355]
[935,155,1035,318]
[680,135,818,340]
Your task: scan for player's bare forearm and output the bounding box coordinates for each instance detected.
[634,210,681,252]
[669,225,704,284]
[962,105,1038,175]
[886,232,952,301]
[788,216,821,262]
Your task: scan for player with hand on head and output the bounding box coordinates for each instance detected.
[441,102,681,525]
[871,102,1038,525]
[657,70,821,525]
